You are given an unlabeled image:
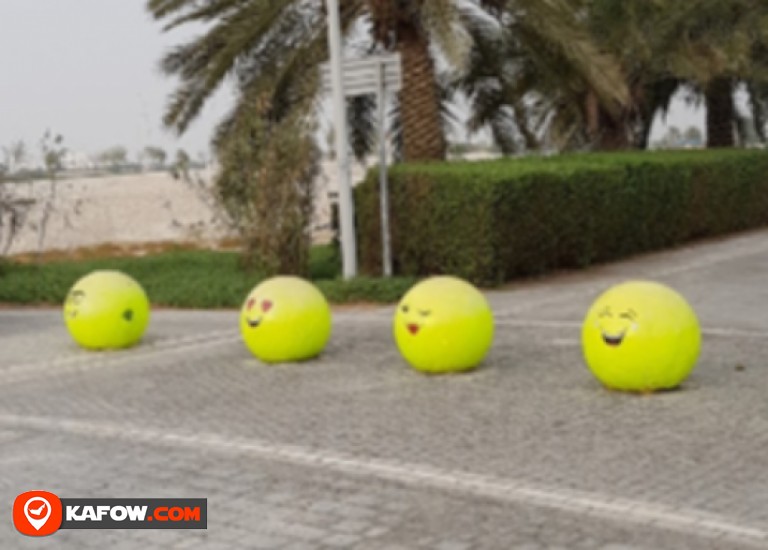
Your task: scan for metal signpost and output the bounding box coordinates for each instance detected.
[324,0,357,279]
[321,49,402,277]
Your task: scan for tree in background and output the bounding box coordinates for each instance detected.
[97,146,129,172]
[464,0,768,151]
[582,0,768,149]
[652,126,686,149]
[0,132,67,259]
[684,126,705,148]
[459,0,630,152]
[141,146,167,170]
[474,0,688,151]
[0,141,27,177]
[36,132,67,254]
[170,149,191,179]
[692,0,768,147]
[0,140,32,256]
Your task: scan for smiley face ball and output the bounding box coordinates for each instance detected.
[394,276,494,373]
[582,280,701,392]
[240,276,332,363]
[64,270,150,350]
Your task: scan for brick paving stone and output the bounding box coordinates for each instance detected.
[4,230,768,549]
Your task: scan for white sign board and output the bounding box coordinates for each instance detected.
[320,53,403,96]
[320,53,402,276]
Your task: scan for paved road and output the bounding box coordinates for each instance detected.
[2,228,768,549]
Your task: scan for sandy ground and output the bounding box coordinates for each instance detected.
[1,151,501,257]
[2,161,370,256]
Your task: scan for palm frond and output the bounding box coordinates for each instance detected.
[146,0,197,19]
[160,0,250,31]
[512,0,629,111]
[420,0,473,72]
[158,0,299,133]
[346,95,377,162]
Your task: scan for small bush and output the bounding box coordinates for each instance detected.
[309,244,341,280]
[317,276,417,304]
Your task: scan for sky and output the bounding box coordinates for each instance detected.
[0,0,234,164]
[0,0,707,166]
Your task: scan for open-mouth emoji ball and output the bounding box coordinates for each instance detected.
[240,276,332,363]
[394,276,494,373]
[63,270,150,350]
[581,280,701,392]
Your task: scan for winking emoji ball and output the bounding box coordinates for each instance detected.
[581,280,701,392]
[240,276,332,363]
[63,270,150,350]
[394,276,494,373]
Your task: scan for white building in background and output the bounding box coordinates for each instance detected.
[61,150,96,171]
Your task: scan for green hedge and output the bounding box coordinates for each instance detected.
[355,149,768,285]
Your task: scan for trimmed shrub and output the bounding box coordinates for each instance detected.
[355,150,768,285]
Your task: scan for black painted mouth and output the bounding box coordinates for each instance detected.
[247,318,262,328]
[602,331,625,347]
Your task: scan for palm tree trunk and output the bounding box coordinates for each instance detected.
[584,90,630,150]
[397,25,446,161]
[597,116,630,150]
[747,81,767,143]
[636,118,653,149]
[705,78,735,147]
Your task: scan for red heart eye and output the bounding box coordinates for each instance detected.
[246,298,256,311]
[262,300,273,312]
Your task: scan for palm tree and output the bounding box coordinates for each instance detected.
[695,0,768,147]
[534,0,688,150]
[583,0,768,149]
[146,0,513,272]
[148,0,640,157]
[748,78,768,143]
[147,0,505,162]
[460,0,634,152]
[471,0,768,152]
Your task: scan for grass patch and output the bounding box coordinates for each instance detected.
[0,246,417,307]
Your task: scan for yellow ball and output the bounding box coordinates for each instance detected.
[394,276,494,373]
[240,276,332,363]
[63,270,150,350]
[581,280,701,392]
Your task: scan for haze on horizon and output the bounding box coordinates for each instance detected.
[0,0,233,164]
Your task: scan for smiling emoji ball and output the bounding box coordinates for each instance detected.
[394,276,494,374]
[240,276,331,363]
[581,280,701,392]
[64,270,150,350]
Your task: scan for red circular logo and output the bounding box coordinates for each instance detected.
[13,491,62,537]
